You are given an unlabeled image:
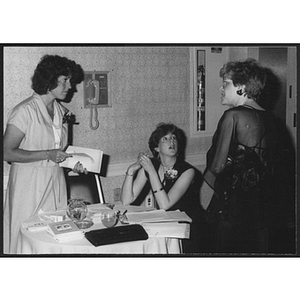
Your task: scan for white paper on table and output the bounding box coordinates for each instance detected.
[142,222,190,239]
[59,146,103,173]
[23,220,52,231]
[125,209,192,224]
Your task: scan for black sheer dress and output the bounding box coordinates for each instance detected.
[204,105,295,254]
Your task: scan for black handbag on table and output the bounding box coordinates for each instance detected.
[85,224,148,247]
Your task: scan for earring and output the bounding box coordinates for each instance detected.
[236,90,243,96]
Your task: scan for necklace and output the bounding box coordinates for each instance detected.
[160,162,175,172]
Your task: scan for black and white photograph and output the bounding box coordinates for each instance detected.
[2,44,297,257]
[1,3,299,300]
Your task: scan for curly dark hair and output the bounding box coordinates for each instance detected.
[219,58,266,102]
[31,55,84,95]
[148,123,186,160]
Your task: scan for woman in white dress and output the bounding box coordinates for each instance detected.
[3,54,86,254]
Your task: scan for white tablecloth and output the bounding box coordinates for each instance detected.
[18,205,190,255]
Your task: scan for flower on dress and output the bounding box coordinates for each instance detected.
[164,169,178,181]
[63,111,76,124]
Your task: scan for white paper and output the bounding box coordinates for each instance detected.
[125,209,192,224]
[142,222,190,239]
[23,221,52,231]
[59,146,103,173]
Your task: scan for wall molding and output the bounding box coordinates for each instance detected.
[3,153,207,194]
[106,152,206,177]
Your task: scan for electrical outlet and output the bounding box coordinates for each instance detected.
[113,188,122,202]
[145,194,154,208]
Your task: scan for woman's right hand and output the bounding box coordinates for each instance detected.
[48,149,72,163]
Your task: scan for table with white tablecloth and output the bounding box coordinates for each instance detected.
[18,204,190,255]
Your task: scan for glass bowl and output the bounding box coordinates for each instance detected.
[67,199,87,222]
[101,210,118,228]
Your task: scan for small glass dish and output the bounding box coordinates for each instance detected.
[75,219,94,229]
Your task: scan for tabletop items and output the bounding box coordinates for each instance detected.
[124,209,192,224]
[21,203,192,249]
[85,224,148,247]
[67,198,94,229]
[47,220,84,242]
[20,204,190,254]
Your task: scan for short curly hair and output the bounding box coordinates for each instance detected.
[31,54,84,95]
[148,123,186,160]
[220,58,266,101]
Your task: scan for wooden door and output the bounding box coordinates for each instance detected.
[257,47,297,147]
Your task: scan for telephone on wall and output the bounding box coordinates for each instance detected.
[83,71,111,130]
[86,78,100,105]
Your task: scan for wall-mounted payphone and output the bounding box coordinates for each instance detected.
[83,71,111,130]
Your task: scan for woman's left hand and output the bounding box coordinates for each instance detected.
[72,161,88,174]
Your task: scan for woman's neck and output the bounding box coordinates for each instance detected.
[41,94,56,120]
[159,156,177,169]
[41,94,55,110]
[239,98,265,111]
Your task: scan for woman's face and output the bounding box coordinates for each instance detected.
[49,75,72,100]
[155,132,178,157]
[220,77,241,107]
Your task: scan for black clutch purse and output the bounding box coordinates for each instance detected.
[85,224,148,247]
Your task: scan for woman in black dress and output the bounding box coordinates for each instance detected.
[121,122,202,253]
[203,59,295,254]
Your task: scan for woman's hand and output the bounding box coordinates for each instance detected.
[72,161,88,174]
[138,153,155,174]
[127,161,142,176]
[48,149,72,164]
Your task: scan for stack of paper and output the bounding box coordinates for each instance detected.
[47,220,84,242]
[23,220,52,232]
[142,222,190,239]
[124,209,192,224]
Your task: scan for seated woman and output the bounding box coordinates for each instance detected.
[121,122,202,253]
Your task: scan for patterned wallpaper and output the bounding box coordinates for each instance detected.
[3,46,212,202]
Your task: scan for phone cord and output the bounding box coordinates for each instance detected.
[90,103,99,130]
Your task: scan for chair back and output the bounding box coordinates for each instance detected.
[66,171,105,204]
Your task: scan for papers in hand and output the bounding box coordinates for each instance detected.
[47,220,84,242]
[59,146,103,173]
[124,209,192,224]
